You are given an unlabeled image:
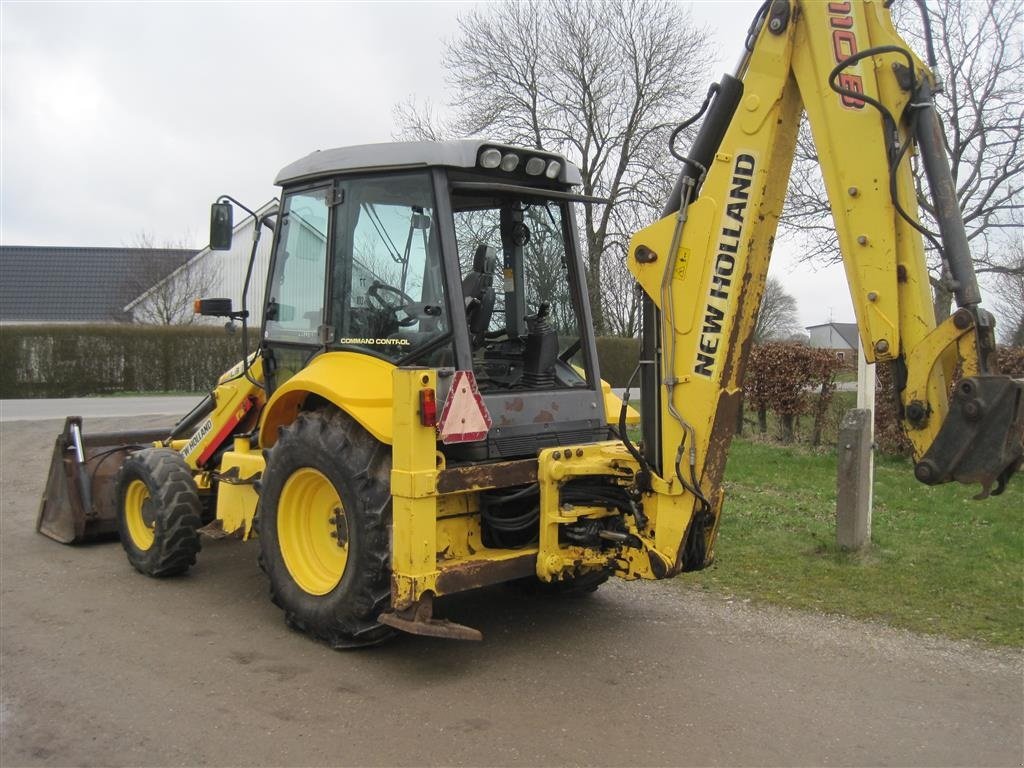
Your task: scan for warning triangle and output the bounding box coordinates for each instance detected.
[438,370,492,444]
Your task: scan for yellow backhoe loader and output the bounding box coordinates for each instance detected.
[38,0,1022,646]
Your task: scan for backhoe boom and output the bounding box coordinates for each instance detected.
[628,0,1023,570]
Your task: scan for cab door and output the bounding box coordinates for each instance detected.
[262,183,333,388]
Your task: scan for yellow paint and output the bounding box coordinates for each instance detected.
[535,440,670,581]
[571,368,640,426]
[389,368,440,608]
[260,352,396,447]
[214,437,264,540]
[123,479,154,551]
[180,356,265,470]
[276,467,349,596]
[436,514,482,561]
[601,379,640,426]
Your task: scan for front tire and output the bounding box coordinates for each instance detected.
[258,410,395,649]
[115,448,202,577]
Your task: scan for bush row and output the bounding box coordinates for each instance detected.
[0,325,258,398]
[1,326,640,398]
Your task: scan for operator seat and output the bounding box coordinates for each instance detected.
[462,244,497,348]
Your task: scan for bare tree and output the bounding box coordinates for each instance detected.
[988,227,1024,346]
[394,0,713,335]
[126,231,220,325]
[754,277,801,342]
[781,0,1023,321]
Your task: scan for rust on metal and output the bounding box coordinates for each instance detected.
[197,519,245,540]
[435,553,536,594]
[378,593,483,641]
[437,458,538,494]
[704,390,743,492]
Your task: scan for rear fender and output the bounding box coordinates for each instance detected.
[259,351,396,448]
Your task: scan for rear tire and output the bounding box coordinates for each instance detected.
[115,448,202,577]
[258,410,395,649]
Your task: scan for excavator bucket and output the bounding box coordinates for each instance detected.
[37,417,167,544]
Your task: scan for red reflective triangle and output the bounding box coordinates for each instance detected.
[438,370,492,444]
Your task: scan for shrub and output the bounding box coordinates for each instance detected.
[744,343,842,443]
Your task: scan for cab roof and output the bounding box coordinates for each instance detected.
[274,139,582,187]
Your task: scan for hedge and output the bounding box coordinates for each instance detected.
[594,336,641,388]
[2,326,643,398]
[0,324,258,398]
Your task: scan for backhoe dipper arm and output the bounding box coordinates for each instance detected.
[627,0,1023,570]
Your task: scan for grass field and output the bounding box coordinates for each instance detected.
[683,437,1024,646]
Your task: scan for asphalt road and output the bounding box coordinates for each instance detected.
[0,397,203,422]
[1,413,1021,767]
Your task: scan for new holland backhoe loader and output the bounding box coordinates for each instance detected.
[38,0,1023,647]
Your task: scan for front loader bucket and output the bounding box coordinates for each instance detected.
[37,417,168,544]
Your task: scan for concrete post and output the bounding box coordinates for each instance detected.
[856,335,876,539]
[836,408,873,550]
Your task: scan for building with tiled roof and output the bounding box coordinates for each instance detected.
[0,246,195,324]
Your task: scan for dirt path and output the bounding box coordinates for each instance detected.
[2,416,1020,767]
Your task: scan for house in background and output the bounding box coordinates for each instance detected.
[125,200,277,325]
[806,321,859,363]
[2,200,278,328]
[0,246,196,325]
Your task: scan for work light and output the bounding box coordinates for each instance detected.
[479,148,502,169]
[525,157,546,175]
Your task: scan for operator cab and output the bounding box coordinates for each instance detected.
[262,140,608,460]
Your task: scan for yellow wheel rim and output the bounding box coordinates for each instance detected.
[124,479,155,551]
[277,468,349,596]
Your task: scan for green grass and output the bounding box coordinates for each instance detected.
[684,438,1024,646]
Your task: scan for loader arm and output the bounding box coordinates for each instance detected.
[628,0,1023,569]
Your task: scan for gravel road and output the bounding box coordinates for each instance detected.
[1,414,1021,767]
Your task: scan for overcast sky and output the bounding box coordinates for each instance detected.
[1,1,855,328]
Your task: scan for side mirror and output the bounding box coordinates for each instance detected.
[194,297,234,317]
[210,202,233,250]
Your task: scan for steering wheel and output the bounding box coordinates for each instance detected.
[367,281,418,327]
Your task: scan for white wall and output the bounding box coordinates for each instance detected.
[808,325,855,351]
[128,202,276,325]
